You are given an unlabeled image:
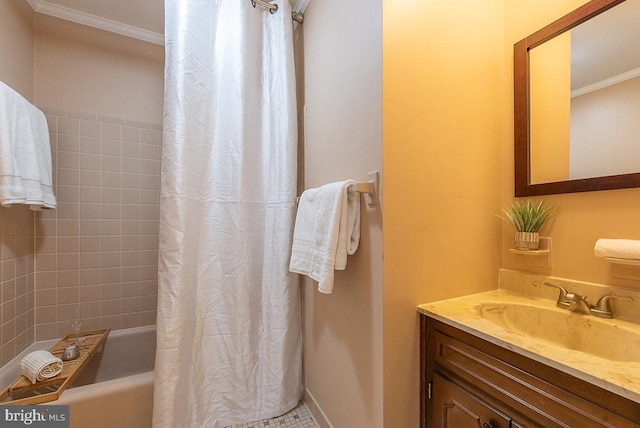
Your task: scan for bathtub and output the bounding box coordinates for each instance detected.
[0,326,156,428]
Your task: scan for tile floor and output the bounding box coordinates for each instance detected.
[225,402,317,428]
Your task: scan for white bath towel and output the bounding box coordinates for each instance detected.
[594,238,640,260]
[20,350,63,384]
[0,81,56,210]
[289,180,361,294]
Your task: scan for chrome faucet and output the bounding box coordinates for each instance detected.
[544,282,570,309]
[591,294,634,318]
[566,294,592,315]
[545,283,591,314]
[544,282,633,318]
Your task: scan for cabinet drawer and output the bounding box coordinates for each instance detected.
[432,372,511,428]
[434,331,634,427]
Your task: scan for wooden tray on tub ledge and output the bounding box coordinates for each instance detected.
[0,328,110,405]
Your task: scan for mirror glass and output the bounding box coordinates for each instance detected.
[530,0,640,184]
[514,0,640,195]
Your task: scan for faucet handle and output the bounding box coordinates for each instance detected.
[592,294,634,319]
[544,282,570,309]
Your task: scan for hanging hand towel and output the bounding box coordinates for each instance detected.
[594,238,640,260]
[20,350,63,384]
[0,81,56,210]
[289,180,361,294]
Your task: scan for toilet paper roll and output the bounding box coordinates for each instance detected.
[20,350,63,384]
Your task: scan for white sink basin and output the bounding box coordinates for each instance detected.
[477,302,640,362]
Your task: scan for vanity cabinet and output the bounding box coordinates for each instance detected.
[420,314,640,428]
[431,372,510,428]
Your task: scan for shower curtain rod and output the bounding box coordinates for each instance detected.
[251,0,304,23]
[251,0,278,14]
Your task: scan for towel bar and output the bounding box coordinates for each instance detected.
[354,181,375,194]
[358,171,379,206]
[296,171,380,207]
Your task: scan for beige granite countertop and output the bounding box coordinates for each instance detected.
[418,289,640,404]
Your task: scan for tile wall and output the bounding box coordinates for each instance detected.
[0,206,35,366]
[34,108,161,341]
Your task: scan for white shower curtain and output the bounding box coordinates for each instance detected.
[154,1,301,426]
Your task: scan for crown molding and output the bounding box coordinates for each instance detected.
[571,67,640,98]
[25,0,39,10]
[27,0,164,46]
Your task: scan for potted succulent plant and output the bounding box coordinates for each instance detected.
[503,199,557,250]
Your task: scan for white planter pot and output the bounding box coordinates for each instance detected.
[514,231,540,250]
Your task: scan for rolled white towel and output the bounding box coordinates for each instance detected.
[594,238,640,260]
[20,350,63,384]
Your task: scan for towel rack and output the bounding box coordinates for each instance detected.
[355,171,379,206]
[296,171,380,207]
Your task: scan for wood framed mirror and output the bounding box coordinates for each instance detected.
[514,0,640,196]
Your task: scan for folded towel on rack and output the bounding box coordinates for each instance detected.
[594,238,640,260]
[289,180,361,294]
[20,350,63,384]
[0,81,56,210]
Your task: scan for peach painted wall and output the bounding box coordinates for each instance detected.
[0,0,37,365]
[502,0,640,291]
[301,0,383,427]
[382,1,504,427]
[34,14,164,124]
[0,0,34,101]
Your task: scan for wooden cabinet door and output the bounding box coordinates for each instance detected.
[432,373,511,428]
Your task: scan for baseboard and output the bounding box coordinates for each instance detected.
[302,387,334,428]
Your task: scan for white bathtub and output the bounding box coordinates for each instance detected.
[0,326,156,428]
